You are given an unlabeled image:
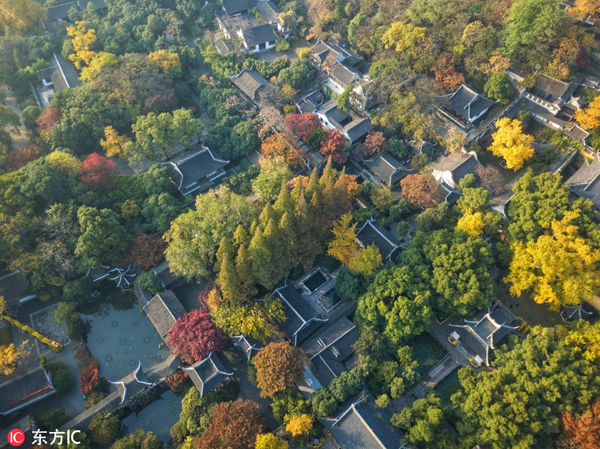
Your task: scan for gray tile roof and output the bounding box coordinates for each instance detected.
[77,0,107,10]
[241,23,277,48]
[222,0,250,14]
[276,284,328,345]
[364,151,410,186]
[46,2,77,21]
[254,0,281,22]
[566,152,600,209]
[531,73,572,104]
[142,290,187,341]
[329,62,362,88]
[230,68,271,101]
[152,259,184,290]
[432,151,480,186]
[50,53,81,92]
[447,84,495,124]
[166,147,229,196]
[0,270,29,305]
[0,369,55,416]
[0,416,35,449]
[356,220,400,260]
[311,38,360,67]
[110,362,153,404]
[303,316,359,387]
[322,396,404,449]
[184,352,232,397]
[233,334,262,361]
[317,99,372,142]
[215,38,233,55]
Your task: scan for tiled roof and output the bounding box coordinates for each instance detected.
[77,0,107,10]
[448,85,495,124]
[356,220,400,260]
[0,370,55,416]
[329,62,361,87]
[531,73,572,103]
[230,68,271,101]
[566,153,600,209]
[215,38,232,55]
[46,2,77,21]
[0,416,35,449]
[233,334,261,361]
[432,152,480,182]
[276,284,328,345]
[316,99,372,142]
[152,259,183,290]
[50,53,81,92]
[364,151,410,185]
[142,290,187,341]
[322,396,404,448]
[222,0,250,15]
[110,362,152,404]
[254,0,281,22]
[0,270,29,304]
[166,147,229,196]
[184,352,232,397]
[241,23,277,48]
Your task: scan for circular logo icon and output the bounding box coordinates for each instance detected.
[7,429,24,447]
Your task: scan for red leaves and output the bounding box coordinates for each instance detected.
[285,113,321,140]
[80,365,99,395]
[166,310,227,364]
[165,369,189,390]
[320,129,347,164]
[79,152,118,191]
[363,131,388,158]
[7,145,44,171]
[193,399,266,449]
[36,106,62,133]
[126,234,165,270]
[400,173,445,208]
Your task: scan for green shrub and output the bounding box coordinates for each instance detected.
[137,271,162,295]
[49,362,72,396]
[35,408,70,431]
[335,269,362,302]
[89,412,120,445]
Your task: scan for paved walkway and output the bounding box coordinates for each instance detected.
[1,85,29,149]
[429,321,472,367]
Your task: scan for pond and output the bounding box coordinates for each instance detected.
[302,270,328,293]
[122,389,183,442]
[83,304,170,382]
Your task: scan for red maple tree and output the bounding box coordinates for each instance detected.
[434,53,465,93]
[363,131,388,158]
[320,129,347,163]
[80,365,99,395]
[400,173,445,208]
[562,397,600,449]
[7,145,44,171]
[79,153,118,191]
[36,106,62,133]
[193,399,266,449]
[166,310,227,364]
[285,113,321,140]
[126,234,165,270]
[165,369,189,391]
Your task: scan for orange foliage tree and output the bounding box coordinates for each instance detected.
[562,397,600,449]
[261,133,304,168]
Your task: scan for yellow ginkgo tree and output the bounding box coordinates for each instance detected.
[67,21,97,69]
[575,95,600,131]
[506,210,600,311]
[488,118,534,171]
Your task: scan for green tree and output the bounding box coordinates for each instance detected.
[503,0,564,56]
[357,265,433,348]
[252,159,293,201]
[111,430,162,449]
[452,327,600,449]
[89,412,121,446]
[75,206,131,269]
[349,244,382,277]
[229,121,260,160]
[392,392,451,449]
[164,186,259,279]
[484,71,514,104]
[131,108,203,161]
[141,192,180,234]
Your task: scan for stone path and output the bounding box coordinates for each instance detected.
[1,85,29,149]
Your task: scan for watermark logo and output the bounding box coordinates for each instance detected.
[33,429,81,446]
[7,429,25,447]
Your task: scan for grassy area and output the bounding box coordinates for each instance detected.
[434,368,461,403]
[410,332,447,377]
